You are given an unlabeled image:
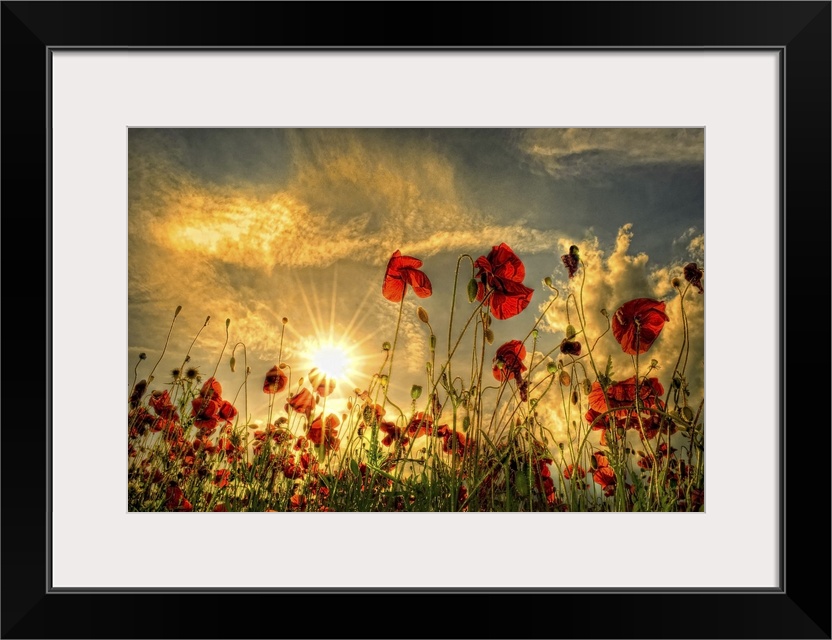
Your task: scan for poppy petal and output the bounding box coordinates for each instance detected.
[404,269,433,298]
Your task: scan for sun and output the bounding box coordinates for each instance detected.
[310,343,351,380]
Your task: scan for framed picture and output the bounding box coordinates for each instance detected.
[3,2,829,638]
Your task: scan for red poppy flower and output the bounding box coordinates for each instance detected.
[165,483,192,511]
[382,250,433,302]
[213,469,231,488]
[563,464,586,480]
[561,245,580,279]
[612,298,669,355]
[149,390,178,420]
[192,396,221,432]
[289,493,307,511]
[560,340,581,356]
[492,340,527,383]
[308,368,336,397]
[593,465,617,497]
[218,400,237,423]
[441,429,467,457]
[683,263,704,294]
[201,377,223,400]
[378,421,410,448]
[306,414,340,452]
[588,377,665,425]
[406,412,438,438]
[474,243,534,320]
[263,365,288,394]
[286,388,316,419]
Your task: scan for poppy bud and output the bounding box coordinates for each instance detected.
[544,276,554,288]
[410,385,422,400]
[462,416,470,432]
[430,334,436,350]
[225,318,231,328]
[566,325,576,339]
[547,362,557,374]
[417,307,430,324]
[382,341,391,351]
[532,329,539,339]
[571,390,579,405]
[583,379,592,394]
[672,277,682,288]
[174,305,182,317]
[426,362,432,376]
[282,317,288,324]
[139,352,147,360]
[229,357,236,372]
[682,406,694,422]
[559,370,571,386]
[484,329,494,345]
[467,279,478,303]
[379,375,389,387]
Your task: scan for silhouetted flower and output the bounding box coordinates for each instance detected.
[474,243,534,320]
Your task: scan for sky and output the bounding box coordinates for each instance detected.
[128,128,704,440]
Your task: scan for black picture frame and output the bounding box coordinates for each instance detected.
[2,2,829,638]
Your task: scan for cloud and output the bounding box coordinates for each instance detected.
[516,128,704,178]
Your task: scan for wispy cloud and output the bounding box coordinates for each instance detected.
[516,128,704,178]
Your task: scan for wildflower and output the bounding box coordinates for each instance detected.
[213,469,231,489]
[201,377,223,400]
[683,262,704,294]
[308,367,336,397]
[563,464,586,480]
[165,483,193,512]
[378,421,410,448]
[286,388,316,419]
[306,414,341,452]
[289,493,307,511]
[492,340,527,383]
[406,412,440,438]
[129,380,147,408]
[263,365,288,394]
[560,340,581,356]
[440,428,467,457]
[149,389,178,420]
[382,250,433,302]
[611,298,669,355]
[561,245,580,279]
[191,396,222,432]
[474,243,534,320]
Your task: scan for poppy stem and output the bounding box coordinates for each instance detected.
[382,296,406,410]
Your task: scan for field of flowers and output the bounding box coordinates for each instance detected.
[128,243,704,512]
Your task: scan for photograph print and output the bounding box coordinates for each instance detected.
[127,127,705,513]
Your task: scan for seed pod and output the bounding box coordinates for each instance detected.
[382,341,391,351]
[546,362,557,374]
[467,279,478,303]
[410,385,423,400]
